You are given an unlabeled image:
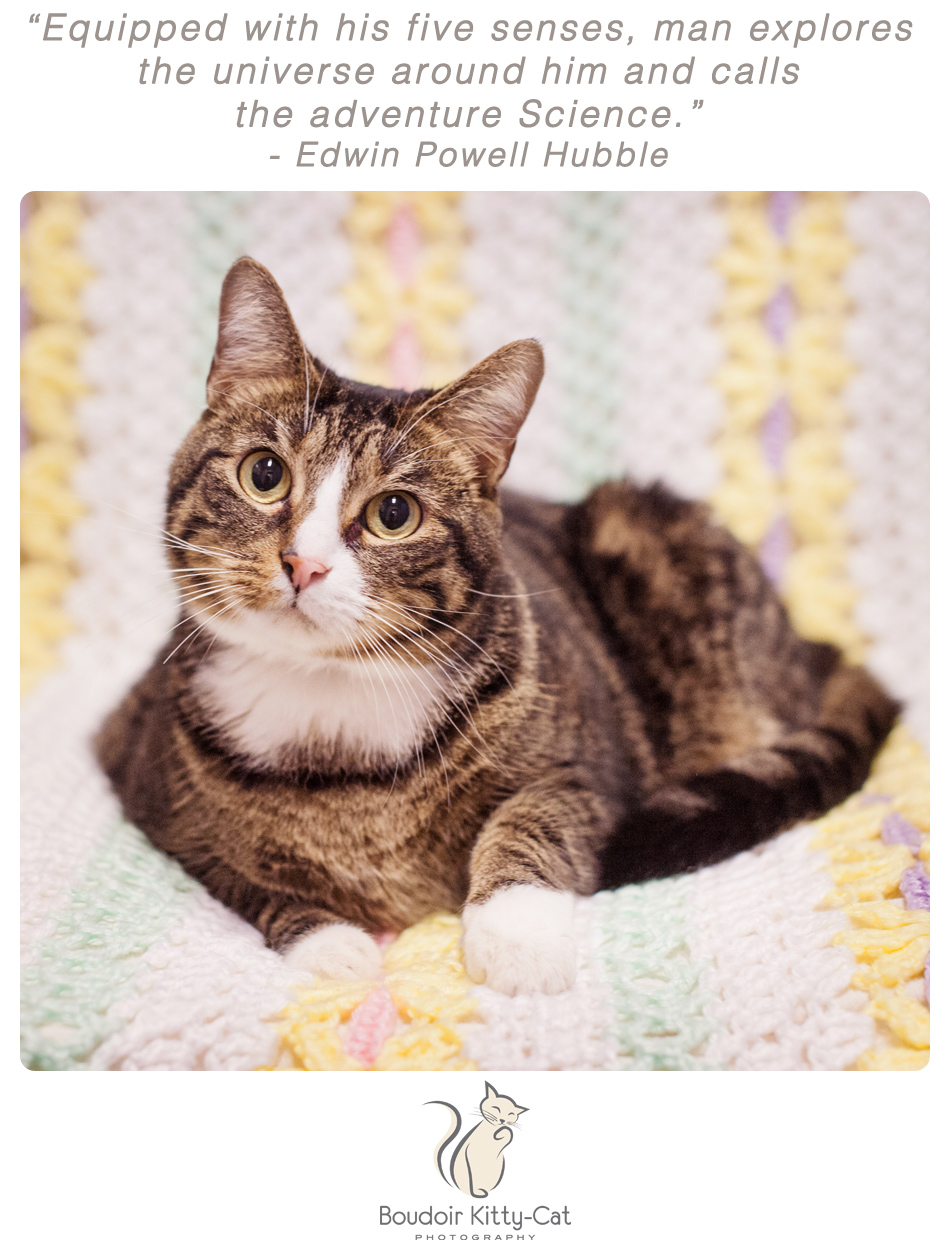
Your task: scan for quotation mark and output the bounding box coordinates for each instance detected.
[29,12,41,21]
[692,99,704,110]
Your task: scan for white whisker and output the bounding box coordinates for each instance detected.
[467,587,558,600]
[360,620,503,774]
[385,387,482,458]
[162,596,246,665]
[374,596,519,700]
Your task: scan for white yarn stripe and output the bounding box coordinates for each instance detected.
[843,192,929,741]
[88,891,304,1072]
[685,826,875,1071]
[22,194,194,955]
[461,896,619,1070]
[615,193,725,499]
[68,192,193,690]
[460,192,568,498]
[245,192,355,376]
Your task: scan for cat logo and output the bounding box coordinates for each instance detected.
[426,1082,528,1198]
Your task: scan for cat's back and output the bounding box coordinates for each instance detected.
[501,476,782,640]
[508,478,847,779]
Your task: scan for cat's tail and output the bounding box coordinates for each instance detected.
[601,659,900,884]
[426,1101,462,1188]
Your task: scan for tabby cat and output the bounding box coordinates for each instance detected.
[97,257,898,996]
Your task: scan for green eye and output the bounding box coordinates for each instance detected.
[238,450,291,504]
[364,492,422,540]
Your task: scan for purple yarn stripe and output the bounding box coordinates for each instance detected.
[899,863,929,912]
[761,397,792,471]
[768,190,798,240]
[924,954,930,1007]
[881,811,922,854]
[759,516,791,585]
[764,286,795,346]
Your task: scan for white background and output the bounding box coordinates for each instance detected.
[9,2,943,1256]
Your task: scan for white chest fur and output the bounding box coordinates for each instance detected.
[194,643,449,769]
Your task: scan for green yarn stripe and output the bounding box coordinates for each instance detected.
[592,878,721,1070]
[555,192,628,500]
[20,820,200,1070]
[187,192,253,414]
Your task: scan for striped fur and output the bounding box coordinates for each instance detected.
[96,259,898,992]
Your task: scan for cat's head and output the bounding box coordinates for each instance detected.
[166,258,543,674]
[479,1081,528,1126]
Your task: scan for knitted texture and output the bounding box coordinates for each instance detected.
[462,193,725,501]
[462,825,872,1073]
[615,193,725,500]
[710,192,785,550]
[553,193,627,499]
[344,192,469,389]
[843,193,929,740]
[273,916,479,1072]
[780,193,864,657]
[22,819,202,1071]
[811,726,930,1069]
[592,877,714,1071]
[246,192,354,376]
[187,193,252,414]
[685,825,871,1070]
[20,193,91,694]
[710,192,863,658]
[461,192,567,496]
[21,193,928,1072]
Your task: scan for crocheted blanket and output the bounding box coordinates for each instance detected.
[20,191,929,1071]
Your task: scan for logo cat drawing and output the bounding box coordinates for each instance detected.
[427,1082,528,1198]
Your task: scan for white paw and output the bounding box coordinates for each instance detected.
[283,924,383,981]
[461,886,577,996]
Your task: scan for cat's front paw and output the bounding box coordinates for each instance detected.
[461,886,577,996]
[283,923,384,981]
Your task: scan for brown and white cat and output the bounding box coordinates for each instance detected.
[96,257,898,996]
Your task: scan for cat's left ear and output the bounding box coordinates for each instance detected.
[417,341,544,489]
[514,1106,529,1116]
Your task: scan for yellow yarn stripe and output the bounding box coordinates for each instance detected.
[811,727,930,1069]
[711,192,864,658]
[272,915,479,1072]
[20,193,91,696]
[710,192,783,549]
[344,191,470,388]
[781,193,864,657]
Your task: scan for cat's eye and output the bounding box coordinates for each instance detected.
[238,450,291,504]
[364,491,422,540]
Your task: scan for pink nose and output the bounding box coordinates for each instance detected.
[282,552,331,592]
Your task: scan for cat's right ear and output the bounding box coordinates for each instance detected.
[206,257,306,408]
[484,1081,499,1099]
